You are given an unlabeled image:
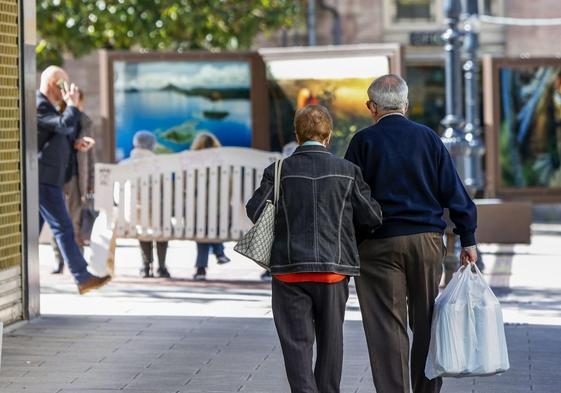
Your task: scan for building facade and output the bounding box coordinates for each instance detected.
[61,0,561,155]
[0,0,39,326]
[257,0,560,131]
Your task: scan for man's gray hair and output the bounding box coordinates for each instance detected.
[367,74,409,111]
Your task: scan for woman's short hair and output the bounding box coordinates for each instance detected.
[190,132,222,150]
[133,130,157,151]
[294,105,333,143]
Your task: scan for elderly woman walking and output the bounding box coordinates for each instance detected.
[127,131,171,278]
[246,105,382,393]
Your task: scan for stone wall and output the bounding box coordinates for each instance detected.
[255,0,384,47]
[504,0,561,56]
[59,52,104,162]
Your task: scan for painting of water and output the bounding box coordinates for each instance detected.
[113,60,253,161]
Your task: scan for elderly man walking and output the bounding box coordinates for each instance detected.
[37,66,111,294]
[345,74,478,393]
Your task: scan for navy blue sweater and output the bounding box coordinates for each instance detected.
[344,114,477,247]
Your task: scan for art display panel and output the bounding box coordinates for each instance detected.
[113,60,252,161]
[261,45,402,157]
[100,51,268,163]
[483,57,561,201]
[499,66,561,188]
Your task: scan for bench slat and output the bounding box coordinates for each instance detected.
[195,168,207,239]
[185,168,196,238]
[151,174,161,238]
[219,166,230,240]
[162,173,173,238]
[173,171,185,237]
[208,166,219,239]
[140,175,149,235]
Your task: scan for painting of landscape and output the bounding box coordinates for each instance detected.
[266,55,390,156]
[113,60,252,161]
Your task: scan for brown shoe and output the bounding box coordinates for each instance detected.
[78,275,112,295]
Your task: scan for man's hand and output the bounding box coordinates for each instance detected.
[460,246,478,266]
[62,83,80,107]
[74,136,95,152]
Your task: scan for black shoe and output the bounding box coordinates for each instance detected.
[216,255,231,265]
[157,266,171,279]
[193,267,206,281]
[51,262,64,275]
[140,264,153,278]
[78,275,112,295]
[260,271,272,282]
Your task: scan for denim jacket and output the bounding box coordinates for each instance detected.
[246,145,382,276]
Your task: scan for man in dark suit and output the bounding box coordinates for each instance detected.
[345,74,478,393]
[37,65,110,295]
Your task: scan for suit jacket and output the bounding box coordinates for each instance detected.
[75,112,96,198]
[37,91,81,187]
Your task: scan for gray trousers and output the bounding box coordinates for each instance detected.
[272,278,349,393]
[356,233,445,393]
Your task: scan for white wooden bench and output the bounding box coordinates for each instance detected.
[94,147,280,242]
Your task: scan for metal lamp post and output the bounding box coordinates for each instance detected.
[441,0,469,282]
[441,0,469,175]
[462,0,485,195]
[307,0,317,46]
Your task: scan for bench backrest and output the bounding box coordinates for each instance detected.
[94,147,280,241]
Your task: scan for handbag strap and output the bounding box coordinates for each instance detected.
[273,158,284,208]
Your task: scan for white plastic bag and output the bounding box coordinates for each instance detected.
[425,265,510,379]
[85,210,115,277]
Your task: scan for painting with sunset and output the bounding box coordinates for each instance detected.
[264,53,391,156]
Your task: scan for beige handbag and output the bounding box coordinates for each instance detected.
[234,159,283,271]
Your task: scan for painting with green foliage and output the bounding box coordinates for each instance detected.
[499,66,561,188]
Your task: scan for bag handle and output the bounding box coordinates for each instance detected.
[273,158,284,208]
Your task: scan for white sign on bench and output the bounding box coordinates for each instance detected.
[94,147,280,242]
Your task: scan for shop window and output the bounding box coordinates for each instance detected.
[395,0,433,21]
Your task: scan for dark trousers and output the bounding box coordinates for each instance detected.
[39,183,92,284]
[52,176,83,265]
[356,233,445,393]
[195,243,225,268]
[272,278,349,393]
[139,240,168,268]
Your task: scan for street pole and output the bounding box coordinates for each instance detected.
[462,0,485,195]
[441,0,467,173]
[307,0,317,46]
[441,0,467,283]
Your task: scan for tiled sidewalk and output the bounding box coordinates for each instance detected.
[1,235,561,392]
[1,315,559,393]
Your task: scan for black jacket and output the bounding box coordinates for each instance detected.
[37,91,81,187]
[345,114,477,247]
[246,145,382,276]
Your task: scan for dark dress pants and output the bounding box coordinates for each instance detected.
[39,183,92,284]
[355,232,445,393]
[272,278,349,393]
[139,240,168,267]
